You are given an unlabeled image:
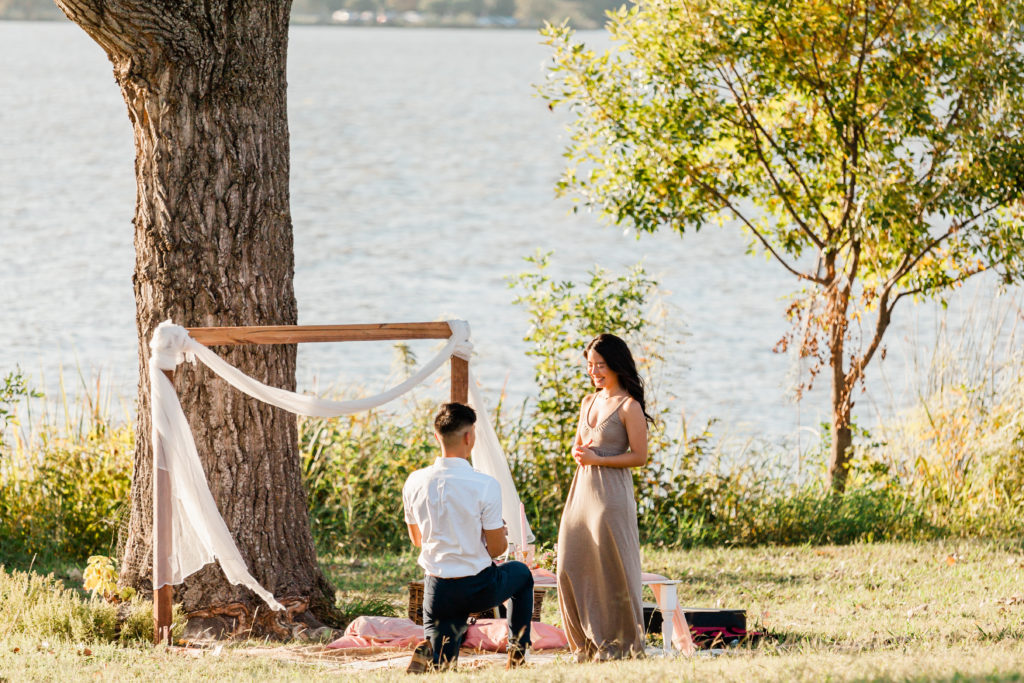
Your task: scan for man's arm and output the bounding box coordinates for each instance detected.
[483,526,507,558]
[407,523,422,548]
[480,477,507,558]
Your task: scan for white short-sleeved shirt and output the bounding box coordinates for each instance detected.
[402,456,504,578]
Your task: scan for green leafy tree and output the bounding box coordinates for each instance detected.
[542,0,1024,492]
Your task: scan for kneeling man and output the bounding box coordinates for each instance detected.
[402,402,533,671]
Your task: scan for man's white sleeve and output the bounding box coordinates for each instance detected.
[402,478,415,524]
[481,477,504,530]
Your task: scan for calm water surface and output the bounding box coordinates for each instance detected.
[0,21,1020,447]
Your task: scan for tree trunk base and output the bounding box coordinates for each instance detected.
[182,596,336,643]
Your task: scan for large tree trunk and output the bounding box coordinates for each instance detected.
[54,0,337,636]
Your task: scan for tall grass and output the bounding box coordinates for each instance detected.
[0,370,132,570]
[867,290,1024,533]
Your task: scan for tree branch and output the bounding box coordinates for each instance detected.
[846,283,893,387]
[681,170,828,285]
[807,39,849,147]
[845,238,861,286]
[890,263,989,310]
[718,64,831,247]
[770,13,848,149]
[890,203,1004,286]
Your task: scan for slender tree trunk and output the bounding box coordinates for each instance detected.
[829,378,854,494]
[54,0,337,636]
[825,255,854,493]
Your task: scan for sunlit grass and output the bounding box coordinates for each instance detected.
[7,541,1024,680]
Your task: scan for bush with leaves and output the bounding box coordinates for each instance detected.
[300,403,437,555]
[503,252,674,542]
[0,376,132,569]
[0,367,39,450]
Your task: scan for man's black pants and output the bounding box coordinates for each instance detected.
[422,561,534,666]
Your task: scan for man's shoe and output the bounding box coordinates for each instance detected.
[407,639,433,674]
[506,643,527,669]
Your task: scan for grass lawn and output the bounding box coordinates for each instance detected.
[5,540,1024,680]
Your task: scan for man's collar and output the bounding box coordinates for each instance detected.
[433,456,472,469]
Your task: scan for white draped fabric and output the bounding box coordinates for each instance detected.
[149,320,531,610]
[467,373,534,549]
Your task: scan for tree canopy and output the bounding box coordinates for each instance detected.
[542,0,1024,490]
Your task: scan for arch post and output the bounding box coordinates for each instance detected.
[450,356,469,404]
[153,369,174,645]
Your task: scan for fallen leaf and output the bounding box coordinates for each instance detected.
[907,603,929,618]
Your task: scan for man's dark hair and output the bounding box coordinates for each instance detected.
[434,402,477,439]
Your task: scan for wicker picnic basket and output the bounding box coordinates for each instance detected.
[407,580,546,626]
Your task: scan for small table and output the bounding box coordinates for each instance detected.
[641,577,680,654]
[533,574,683,654]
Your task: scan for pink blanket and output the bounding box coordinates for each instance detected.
[327,616,568,651]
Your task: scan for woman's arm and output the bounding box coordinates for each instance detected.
[570,394,596,467]
[575,398,648,468]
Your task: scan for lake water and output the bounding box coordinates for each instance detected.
[1,20,1020,448]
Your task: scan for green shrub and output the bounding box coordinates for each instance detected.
[0,565,180,644]
[300,403,436,555]
[0,367,39,450]
[0,372,132,570]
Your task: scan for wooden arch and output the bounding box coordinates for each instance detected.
[153,322,469,643]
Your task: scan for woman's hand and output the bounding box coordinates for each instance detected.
[572,439,599,467]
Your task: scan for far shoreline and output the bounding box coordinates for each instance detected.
[0,15,598,31]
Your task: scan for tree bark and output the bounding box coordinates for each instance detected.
[54,0,338,636]
[825,254,854,494]
[829,397,854,494]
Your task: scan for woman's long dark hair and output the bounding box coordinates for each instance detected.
[585,333,653,424]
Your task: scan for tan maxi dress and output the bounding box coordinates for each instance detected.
[556,396,645,660]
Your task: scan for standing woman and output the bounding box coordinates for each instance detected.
[556,333,650,660]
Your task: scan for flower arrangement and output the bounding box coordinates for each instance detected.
[534,544,558,572]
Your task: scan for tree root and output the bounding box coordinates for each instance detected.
[184,595,333,642]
